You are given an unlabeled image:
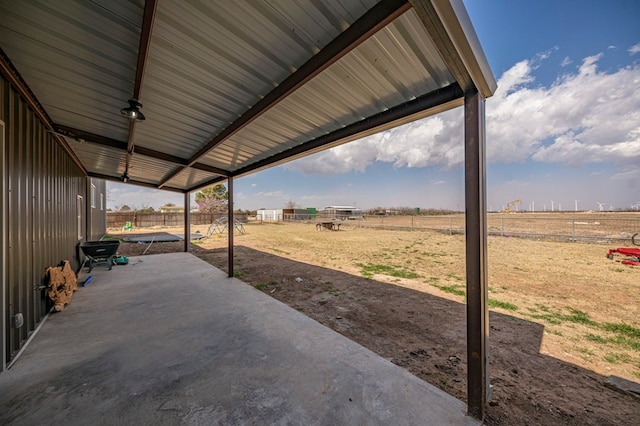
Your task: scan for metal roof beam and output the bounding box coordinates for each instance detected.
[188,82,463,193]
[0,47,86,174]
[125,0,158,175]
[53,124,229,178]
[87,172,184,193]
[410,0,472,91]
[159,0,411,189]
[233,83,463,176]
[409,0,496,97]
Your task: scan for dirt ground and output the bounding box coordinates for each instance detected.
[112,222,639,425]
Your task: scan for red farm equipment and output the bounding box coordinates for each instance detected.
[607,233,640,266]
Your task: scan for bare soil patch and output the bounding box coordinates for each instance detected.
[112,221,640,425]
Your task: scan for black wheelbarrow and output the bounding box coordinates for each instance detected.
[80,240,120,272]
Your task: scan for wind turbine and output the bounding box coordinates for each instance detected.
[573,200,579,212]
[551,200,554,212]
[597,202,605,212]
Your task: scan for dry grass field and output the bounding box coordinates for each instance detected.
[112,214,639,425]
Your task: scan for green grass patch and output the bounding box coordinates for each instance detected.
[270,247,291,255]
[422,252,446,257]
[563,308,595,326]
[356,263,420,279]
[603,353,632,364]
[446,273,463,281]
[435,285,466,297]
[608,335,640,351]
[528,313,563,325]
[576,347,594,356]
[325,281,340,296]
[233,271,244,278]
[601,322,640,339]
[255,280,281,290]
[529,307,595,326]
[585,333,607,343]
[488,299,518,311]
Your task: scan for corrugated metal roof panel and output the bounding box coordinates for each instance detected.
[0,0,141,141]
[128,154,182,185]
[204,9,454,171]
[69,141,128,176]
[164,167,221,190]
[1,0,494,192]
[133,0,377,161]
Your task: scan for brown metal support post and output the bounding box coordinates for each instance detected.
[1,119,6,372]
[227,177,234,278]
[464,88,490,420]
[183,192,190,252]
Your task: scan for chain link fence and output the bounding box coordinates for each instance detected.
[350,213,640,244]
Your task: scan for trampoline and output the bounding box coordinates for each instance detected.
[123,233,205,243]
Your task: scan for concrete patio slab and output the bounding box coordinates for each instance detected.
[0,253,477,425]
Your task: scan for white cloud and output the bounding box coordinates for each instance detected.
[560,56,572,67]
[285,50,640,176]
[610,165,640,181]
[629,43,640,55]
[255,191,284,197]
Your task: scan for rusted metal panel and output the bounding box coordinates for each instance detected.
[1,74,93,366]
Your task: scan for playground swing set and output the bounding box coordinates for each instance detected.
[205,216,246,238]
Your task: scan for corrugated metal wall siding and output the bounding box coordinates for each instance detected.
[1,76,90,364]
[88,178,107,241]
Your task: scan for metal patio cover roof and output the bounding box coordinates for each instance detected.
[0,0,496,193]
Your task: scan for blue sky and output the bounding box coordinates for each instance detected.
[108,0,640,212]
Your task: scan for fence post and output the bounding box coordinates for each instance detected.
[411,216,414,231]
[450,216,453,235]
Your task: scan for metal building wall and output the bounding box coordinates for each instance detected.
[1,76,88,366]
[87,177,107,241]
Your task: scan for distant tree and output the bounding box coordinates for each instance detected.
[395,206,415,215]
[115,204,132,212]
[195,184,228,219]
[137,204,155,213]
[164,203,176,207]
[285,199,300,209]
